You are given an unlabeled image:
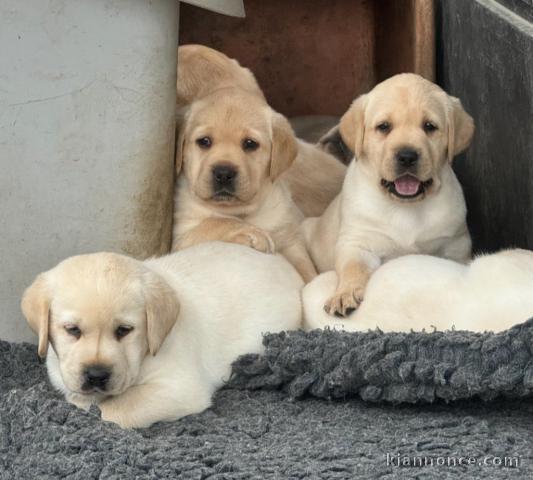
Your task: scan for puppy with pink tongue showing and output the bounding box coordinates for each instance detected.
[392,174,427,197]
[302,74,474,317]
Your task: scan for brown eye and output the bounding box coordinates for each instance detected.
[376,122,391,134]
[115,325,133,340]
[65,325,81,339]
[242,138,259,151]
[423,121,438,133]
[196,136,212,149]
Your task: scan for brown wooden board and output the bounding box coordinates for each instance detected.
[179,0,435,117]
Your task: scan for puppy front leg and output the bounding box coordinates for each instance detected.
[178,217,275,254]
[281,242,318,283]
[99,383,211,429]
[66,392,97,411]
[324,248,381,317]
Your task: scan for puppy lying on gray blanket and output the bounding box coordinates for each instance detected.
[304,249,533,333]
[21,243,302,428]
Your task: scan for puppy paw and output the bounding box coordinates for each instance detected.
[66,392,96,411]
[324,287,364,317]
[99,401,131,429]
[231,227,275,254]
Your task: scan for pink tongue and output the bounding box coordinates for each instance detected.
[394,175,421,196]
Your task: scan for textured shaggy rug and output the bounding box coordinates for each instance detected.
[2,334,533,479]
[230,319,533,403]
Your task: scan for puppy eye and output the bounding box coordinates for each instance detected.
[196,136,212,149]
[242,138,259,151]
[376,122,392,134]
[423,121,438,133]
[64,325,81,339]
[115,325,134,340]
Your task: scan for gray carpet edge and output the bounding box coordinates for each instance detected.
[2,321,533,479]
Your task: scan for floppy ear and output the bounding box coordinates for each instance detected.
[447,96,475,163]
[339,94,368,160]
[174,120,186,176]
[317,125,354,165]
[21,274,51,359]
[270,112,298,180]
[143,270,180,356]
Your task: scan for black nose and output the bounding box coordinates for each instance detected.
[396,148,419,167]
[83,365,111,390]
[212,164,237,186]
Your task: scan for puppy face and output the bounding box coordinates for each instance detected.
[176,88,297,210]
[340,73,474,202]
[21,253,179,403]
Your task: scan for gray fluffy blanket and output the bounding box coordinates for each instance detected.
[230,320,533,403]
[2,322,533,479]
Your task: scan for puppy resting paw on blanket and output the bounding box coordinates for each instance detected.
[21,243,303,428]
[302,73,474,317]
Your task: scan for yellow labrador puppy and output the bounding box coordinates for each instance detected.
[21,242,303,429]
[177,43,265,107]
[303,250,533,333]
[176,44,347,218]
[172,87,317,282]
[302,73,475,317]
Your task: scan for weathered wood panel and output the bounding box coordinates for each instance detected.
[437,0,533,252]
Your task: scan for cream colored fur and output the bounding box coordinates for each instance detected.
[22,243,303,428]
[302,73,474,317]
[176,44,346,219]
[303,249,533,333]
[172,88,317,283]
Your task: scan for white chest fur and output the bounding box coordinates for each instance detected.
[339,162,468,260]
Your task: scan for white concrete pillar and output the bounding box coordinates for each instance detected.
[0,0,180,342]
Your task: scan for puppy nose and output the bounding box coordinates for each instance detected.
[212,164,237,185]
[83,365,111,389]
[396,148,419,167]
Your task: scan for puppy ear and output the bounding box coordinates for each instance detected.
[175,119,186,176]
[317,125,354,165]
[270,112,298,180]
[447,96,475,163]
[339,94,367,160]
[21,274,51,359]
[143,270,180,356]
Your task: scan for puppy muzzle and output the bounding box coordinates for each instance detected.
[211,164,238,200]
[81,364,111,393]
[381,176,434,200]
